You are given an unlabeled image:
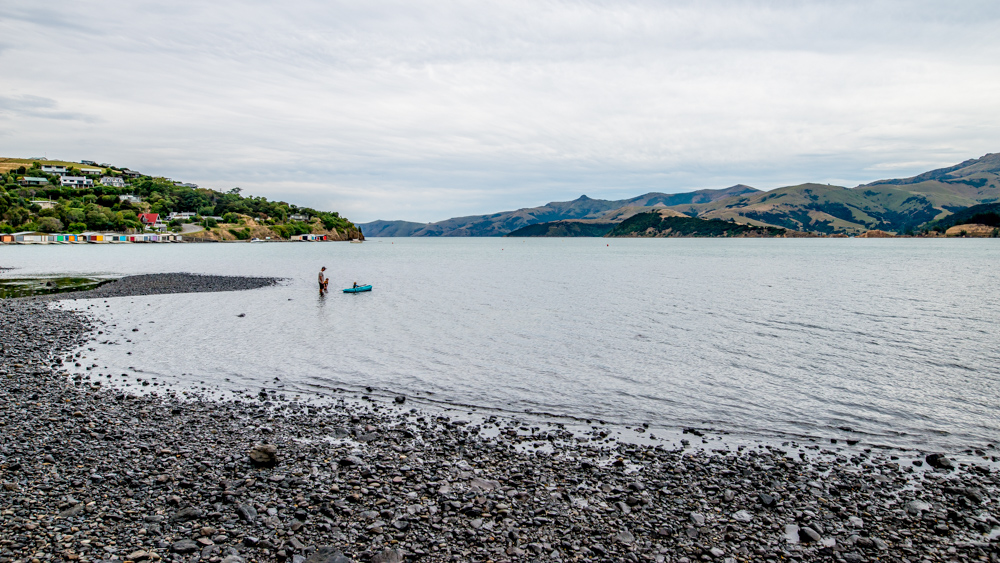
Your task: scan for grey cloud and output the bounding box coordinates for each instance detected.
[0,95,98,123]
[0,0,998,222]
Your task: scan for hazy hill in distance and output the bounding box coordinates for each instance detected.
[359,185,758,237]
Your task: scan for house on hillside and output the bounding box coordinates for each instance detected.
[30,200,56,210]
[173,182,198,188]
[290,214,310,221]
[41,165,68,175]
[19,177,48,186]
[60,176,94,188]
[80,160,97,166]
[102,177,127,188]
[80,168,102,175]
[167,212,196,221]
[121,169,142,178]
[118,193,141,203]
[138,213,167,231]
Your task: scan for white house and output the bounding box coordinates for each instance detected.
[118,193,141,203]
[60,176,94,188]
[30,200,56,210]
[290,214,310,221]
[41,165,68,175]
[20,177,48,186]
[102,177,127,188]
[168,212,196,221]
[80,168,102,175]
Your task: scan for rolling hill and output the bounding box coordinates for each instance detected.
[607,210,788,238]
[671,154,1000,234]
[359,185,758,237]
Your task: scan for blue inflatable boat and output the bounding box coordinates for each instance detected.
[343,285,372,293]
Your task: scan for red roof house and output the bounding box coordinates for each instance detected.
[138,213,159,225]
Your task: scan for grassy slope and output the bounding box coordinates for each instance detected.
[607,211,787,237]
[659,153,1000,234]
[0,158,109,174]
[505,221,616,237]
[924,202,1000,231]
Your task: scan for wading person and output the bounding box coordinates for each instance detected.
[318,266,327,294]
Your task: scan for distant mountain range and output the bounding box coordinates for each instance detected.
[359,185,757,237]
[360,153,1000,236]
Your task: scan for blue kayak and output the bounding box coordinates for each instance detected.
[343,285,372,293]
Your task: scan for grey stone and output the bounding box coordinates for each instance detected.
[799,527,821,543]
[172,507,204,522]
[171,540,200,554]
[615,529,635,545]
[732,510,753,522]
[236,503,257,523]
[58,503,84,518]
[249,443,277,467]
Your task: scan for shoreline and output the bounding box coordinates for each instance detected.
[1,279,999,563]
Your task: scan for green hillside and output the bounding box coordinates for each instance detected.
[923,202,1000,232]
[607,212,787,238]
[670,183,946,234]
[505,221,616,237]
[0,159,362,239]
[661,154,1000,234]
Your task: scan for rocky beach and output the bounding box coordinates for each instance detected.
[1,275,999,563]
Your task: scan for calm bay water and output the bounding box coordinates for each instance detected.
[3,238,999,451]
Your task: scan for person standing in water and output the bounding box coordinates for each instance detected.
[318,266,327,294]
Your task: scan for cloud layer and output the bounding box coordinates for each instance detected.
[3,0,999,222]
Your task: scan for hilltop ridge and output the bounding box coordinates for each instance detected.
[364,153,1000,237]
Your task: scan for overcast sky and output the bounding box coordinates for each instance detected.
[3,1,999,223]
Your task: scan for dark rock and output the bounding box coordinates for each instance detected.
[339,455,365,467]
[249,443,278,467]
[172,507,204,521]
[58,503,84,518]
[171,540,200,554]
[236,503,257,523]
[926,453,955,470]
[799,527,822,543]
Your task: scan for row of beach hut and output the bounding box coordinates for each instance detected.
[0,231,184,244]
